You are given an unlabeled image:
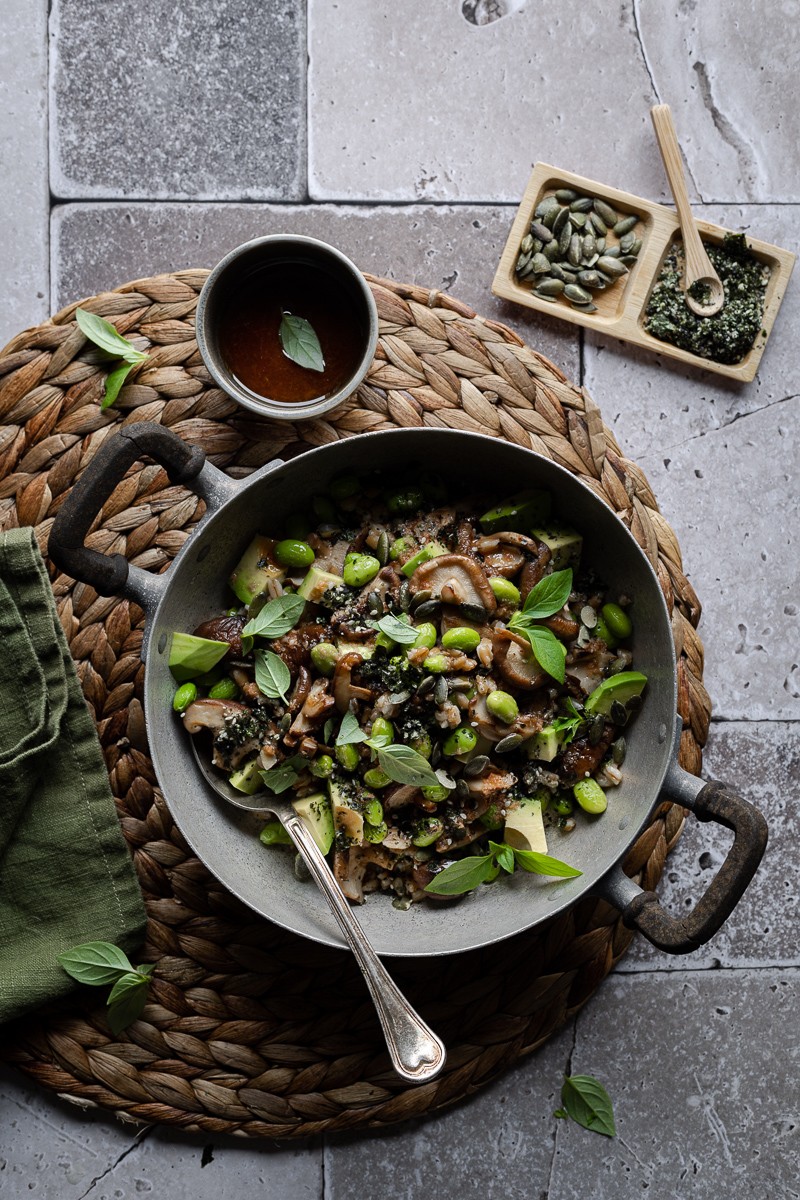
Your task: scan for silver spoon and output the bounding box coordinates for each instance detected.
[188,739,446,1084]
[651,104,725,317]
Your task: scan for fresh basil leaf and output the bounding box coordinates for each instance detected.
[135,963,156,978]
[511,847,582,878]
[106,977,150,1035]
[107,970,150,1006]
[101,361,134,411]
[423,854,496,896]
[336,711,369,746]
[561,1075,616,1137]
[259,763,301,794]
[57,941,135,986]
[524,625,567,683]
[518,568,573,620]
[75,308,148,364]
[377,743,443,788]
[367,613,418,645]
[279,312,325,373]
[254,649,292,702]
[496,845,515,874]
[323,717,335,744]
[242,594,306,641]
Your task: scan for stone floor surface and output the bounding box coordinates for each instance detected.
[1,0,798,1196]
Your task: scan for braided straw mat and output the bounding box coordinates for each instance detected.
[0,272,709,1137]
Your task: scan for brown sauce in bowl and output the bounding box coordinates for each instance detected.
[218,261,366,404]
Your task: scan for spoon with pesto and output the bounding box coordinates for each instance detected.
[651,104,725,317]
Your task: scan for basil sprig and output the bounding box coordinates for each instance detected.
[555,1075,616,1137]
[259,754,307,794]
[508,568,573,683]
[334,712,447,789]
[241,594,306,649]
[75,308,149,411]
[279,312,325,373]
[254,648,292,702]
[424,839,581,896]
[57,941,154,1034]
[367,613,418,645]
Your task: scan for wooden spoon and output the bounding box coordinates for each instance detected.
[650,104,725,317]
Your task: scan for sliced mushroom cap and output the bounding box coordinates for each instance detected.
[333,651,375,714]
[519,538,553,600]
[409,554,496,615]
[464,768,516,806]
[476,533,542,579]
[288,677,335,739]
[383,783,422,811]
[183,698,249,734]
[493,629,548,691]
[192,614,246,657]
[334,848,368,904]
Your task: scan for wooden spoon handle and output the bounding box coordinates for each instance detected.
[650,104,714,284]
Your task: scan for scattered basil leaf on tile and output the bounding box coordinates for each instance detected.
[100,361,135,411]
[560,1074,616,1137]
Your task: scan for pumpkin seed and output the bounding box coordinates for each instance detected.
[620,255,639,266]
[535,277,565,296]
[456,778,470,799]
[611,736,627,765]
[577,270,602,289]
[462,602,488,623]
[398,580,412,611]
[535,195,560,222]
[564,283,592,304]
[613,214,639,236]
[376,530,390,566]
[417,675,436,697]
[553,205,571,237]
[589,211,607,236]
[516,253,532,274]
[558,220,573,256]
[582,233,596,259]
[569,300,598,312]
[531,252,551,274]
[463,754,491,777]
[414,598,441,619]
[434,676,449,706]
[543,238,561,262]
[570,196,593,213]
[569,211,588,229]
[588,713,605,745]
[610,700,629,725]
[367,590,384,616]
[619,231,637,255]
[530,221,554,244]
[533,291,558,303]
[597,255,629,278]
[581,604,598,628]
[495,733,524,754]
[409,588,432,610]
[628,238,642,256]
[555,188,578,203]
[603,245,621,258]
[595,237,606,254]
[568,234,583,267]
[593,198,618,225]
[520,233,534,254]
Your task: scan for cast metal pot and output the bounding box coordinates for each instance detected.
[48,423,768,958]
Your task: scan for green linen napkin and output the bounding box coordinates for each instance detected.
[0,527,146,1023]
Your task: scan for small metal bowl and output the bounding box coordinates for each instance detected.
[195,235,379,420]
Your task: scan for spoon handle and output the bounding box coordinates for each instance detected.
[650,104,715,285]
[282,813,447,1083]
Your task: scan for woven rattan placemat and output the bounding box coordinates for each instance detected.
[0,273,709,1137]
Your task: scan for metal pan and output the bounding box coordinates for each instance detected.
[49,423,767,958]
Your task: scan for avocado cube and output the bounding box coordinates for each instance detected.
[530,523,583,570]
[292,792,335,855]
[229,535,285,605]
[229,758,264,795]
[168,632,230,682]
[479,490,551,535]
[584,671,647,716]
[328,780,364,848]
[400,540,448,578]
[503,796,548,854]
[527,725,561,762]
[297,566,345,604]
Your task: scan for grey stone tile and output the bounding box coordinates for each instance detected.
[621,722,797,971]
[0,0,49,349]
[583,206,799,721]
[51,201,580,377]
[548,968,800,1200]
[323,1023,573,1200]
[309,0,800,204]
[50,0,306,201]
[0,1063,323,1198]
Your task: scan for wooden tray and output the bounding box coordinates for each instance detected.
[492,163,796,382]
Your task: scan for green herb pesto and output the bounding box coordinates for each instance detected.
[644,233,769,365]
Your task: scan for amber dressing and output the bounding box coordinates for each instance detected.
[217,262,366,404]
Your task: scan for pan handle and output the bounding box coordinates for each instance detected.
[597,766,768,954]
[48,422,240,615]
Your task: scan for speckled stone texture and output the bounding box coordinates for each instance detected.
[0,0,49,348]
[50,0,307,200]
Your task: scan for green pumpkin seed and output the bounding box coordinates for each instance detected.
[554,263,578,282]
[549,262,570,283]
[534,195,560,222]
[533,290,558,302]
[552,206,571,237]
[577,270,602,288]
[568,234,583,267]
[581,252,600,269]
[530,221,554,244]
[543,239,561,262]
[582,233,596,259]
[531,237,543,254]
[531,252,551,274]
[613,214,639,236]
[597,255,629,278]
[520,233,534,254]
[589,211,607,236]
[518,264,535,280]
[558,220,573,256]
[569,211,588,229]
[564,283,592,304]
[554,188,578,203]
[570,196,593,213]
[516,252,532,273]
[570,300,598,312]
[593,198,618,225]
[628,237,642,256]
[619,231,637,254]
[601,245,621,258]
[620,255,639,266]
[595,237,606,254]
[535,277,565,296]
[542,204,560,230]
[376,530,390,566]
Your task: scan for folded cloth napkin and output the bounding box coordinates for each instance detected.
[0,527,146,1024]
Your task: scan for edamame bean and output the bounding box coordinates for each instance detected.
[335,743,360,772]
[389,537,411,561]
[208,677,238,701]
[370,717,394,746]
[488,577,521,606]
[554,794,574,817]
[412,816,444,847]
[363,796,384,825]
[309,754,334,779]
[172,682,197,712]
[364,767,392,789]
[386,487,423,514]
[275,539,315,568]
[442,626,480,652]
[329,473,360,501]
[480,803,503,831]
[343,552,381,587]
[413,622,438,650]
[573,778,608,814]
[593,611,618,649]
[409,730,433,759]
[423,652,449,674]
[259,821,292,846]
[486,690,519,724]
[421,784,450,803]
[364,821,388,844]
[601,602,633,640]
[442,725,478,756]
[311,642,339,676]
